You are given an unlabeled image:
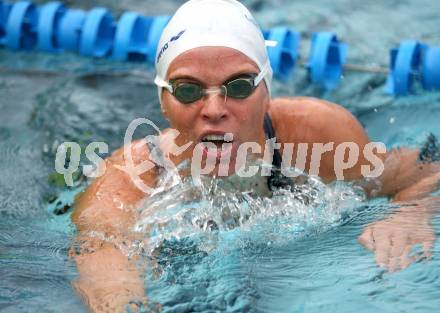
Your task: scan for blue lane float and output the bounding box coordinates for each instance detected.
[112,12,152,62]
[264,26,300,81]
[146,15,171,64]
[308,32,347,90]
[0,1,12,46]
[385,40,427,96]
[79,7,114,57]
[37,1,65,52]
[58,8,86,52]
[5,1,38,50]
[0,0,439,96]
[422,46,440,91]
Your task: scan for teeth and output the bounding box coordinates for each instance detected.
[203,135,225,141]
[224,133,233,142]
[202,133,234,142]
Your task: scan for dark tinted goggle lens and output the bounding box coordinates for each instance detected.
[174,83,203,104]
[225,77,255,99]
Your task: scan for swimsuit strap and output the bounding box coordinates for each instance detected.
[263,113,282,168]
[263,113,294,191]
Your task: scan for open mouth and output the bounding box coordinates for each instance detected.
[199,133,235,160]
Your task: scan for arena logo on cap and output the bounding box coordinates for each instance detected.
[156,30,186,64]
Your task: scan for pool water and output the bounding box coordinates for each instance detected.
[1,0,440,312]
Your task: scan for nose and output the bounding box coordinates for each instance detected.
[200,93,228,123]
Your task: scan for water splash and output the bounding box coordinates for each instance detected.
[132,164,366,256]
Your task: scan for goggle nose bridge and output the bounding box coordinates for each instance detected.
[202,86,228,104]
[202,85,228,96]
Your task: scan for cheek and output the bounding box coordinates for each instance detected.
[162,94,198,130]
[231,88,267,124]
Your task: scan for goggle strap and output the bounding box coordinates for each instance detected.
[254,62,269,86]
[154,76,173,93]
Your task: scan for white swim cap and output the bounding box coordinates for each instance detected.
[154,0,273,102]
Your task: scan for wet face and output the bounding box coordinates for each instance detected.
[161,46,270,176]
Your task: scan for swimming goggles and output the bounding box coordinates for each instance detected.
[154,62,269,104]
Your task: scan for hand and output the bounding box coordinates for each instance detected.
[71,240,149,313]
[73,280,149,313]
[125,296,150,313]
[358,199,438,272]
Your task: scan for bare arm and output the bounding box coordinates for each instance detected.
[270,97,440,272]
[376,147,440,201]
[72,240,146,313]
[270,97,440,199]
[71,139,156,313]
[359,147,440,272]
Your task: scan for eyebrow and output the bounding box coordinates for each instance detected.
[168,75,203,83]
[169,70,258,84]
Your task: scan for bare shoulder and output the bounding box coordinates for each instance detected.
[72,139,157,233]
[269,96,370,145]
[268,97,374,181]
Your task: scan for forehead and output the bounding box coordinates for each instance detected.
[166,46,259,82]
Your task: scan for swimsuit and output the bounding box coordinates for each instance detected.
[263,113,294,191]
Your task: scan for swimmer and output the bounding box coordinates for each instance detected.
[70,0,440,311]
